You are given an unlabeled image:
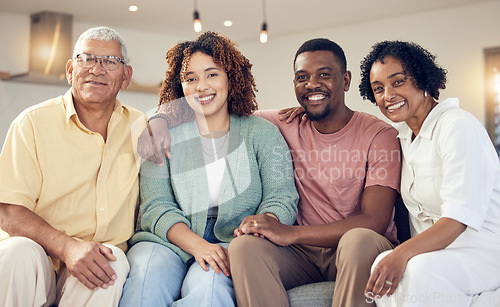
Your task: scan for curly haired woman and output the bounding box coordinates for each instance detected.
[360,40,500,307]
[119,32,298,307]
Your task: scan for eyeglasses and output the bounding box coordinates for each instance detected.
[75,53,126,71]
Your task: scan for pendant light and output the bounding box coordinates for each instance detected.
[193,0,202,33]
[260,0,268,43]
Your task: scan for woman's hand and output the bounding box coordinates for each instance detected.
[278,106,306,123]
[365,217,467,300]
[365,249,408,299]
[191,241,230,277]
[167,223,230,276]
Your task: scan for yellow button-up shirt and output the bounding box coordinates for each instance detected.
[0,90,147,258]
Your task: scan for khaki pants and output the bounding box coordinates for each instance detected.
[229,228,393,307]
[0,237,129,307]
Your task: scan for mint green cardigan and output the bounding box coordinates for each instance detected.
[130,115,298,263]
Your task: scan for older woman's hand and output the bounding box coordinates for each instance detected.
[365,249,408,300]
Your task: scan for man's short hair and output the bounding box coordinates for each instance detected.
[73,26,129,64]
[293,38,347,73]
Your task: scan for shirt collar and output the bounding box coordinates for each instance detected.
[394,122,412,140]
[63,88,131,127]
[113,98,131,118]
[395,98,459,141]
[63,89,77,125]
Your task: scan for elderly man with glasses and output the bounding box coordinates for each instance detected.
[0,26,147,306]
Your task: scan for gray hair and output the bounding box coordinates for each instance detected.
[73,26,129,64]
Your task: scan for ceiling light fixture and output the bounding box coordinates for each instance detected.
[128,5,138,12]
[224,20,233,27]
[193,0,202,33]
[260,0,268,43]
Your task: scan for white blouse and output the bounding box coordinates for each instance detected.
[395,98,500,237]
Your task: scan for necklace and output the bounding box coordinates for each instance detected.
[201,133,229,157]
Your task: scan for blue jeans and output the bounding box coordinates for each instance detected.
[119,218,235,307]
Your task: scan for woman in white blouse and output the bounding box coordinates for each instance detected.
[359,40,500,306]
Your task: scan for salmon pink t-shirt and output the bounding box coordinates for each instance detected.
[256,110,401,243]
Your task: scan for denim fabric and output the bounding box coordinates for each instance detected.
[120,219,235,307]
[203,217,220,244]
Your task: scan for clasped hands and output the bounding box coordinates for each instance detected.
[233,213,294,247]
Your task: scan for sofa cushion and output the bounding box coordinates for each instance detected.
[288,281,334,307]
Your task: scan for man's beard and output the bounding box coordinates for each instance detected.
[304,102,331,122]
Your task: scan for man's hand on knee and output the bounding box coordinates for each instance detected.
[61,240,117,291]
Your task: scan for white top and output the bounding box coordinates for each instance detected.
[395,98,500,237]
[201,134,229,217]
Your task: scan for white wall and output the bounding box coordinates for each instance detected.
[2,1,500,146]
